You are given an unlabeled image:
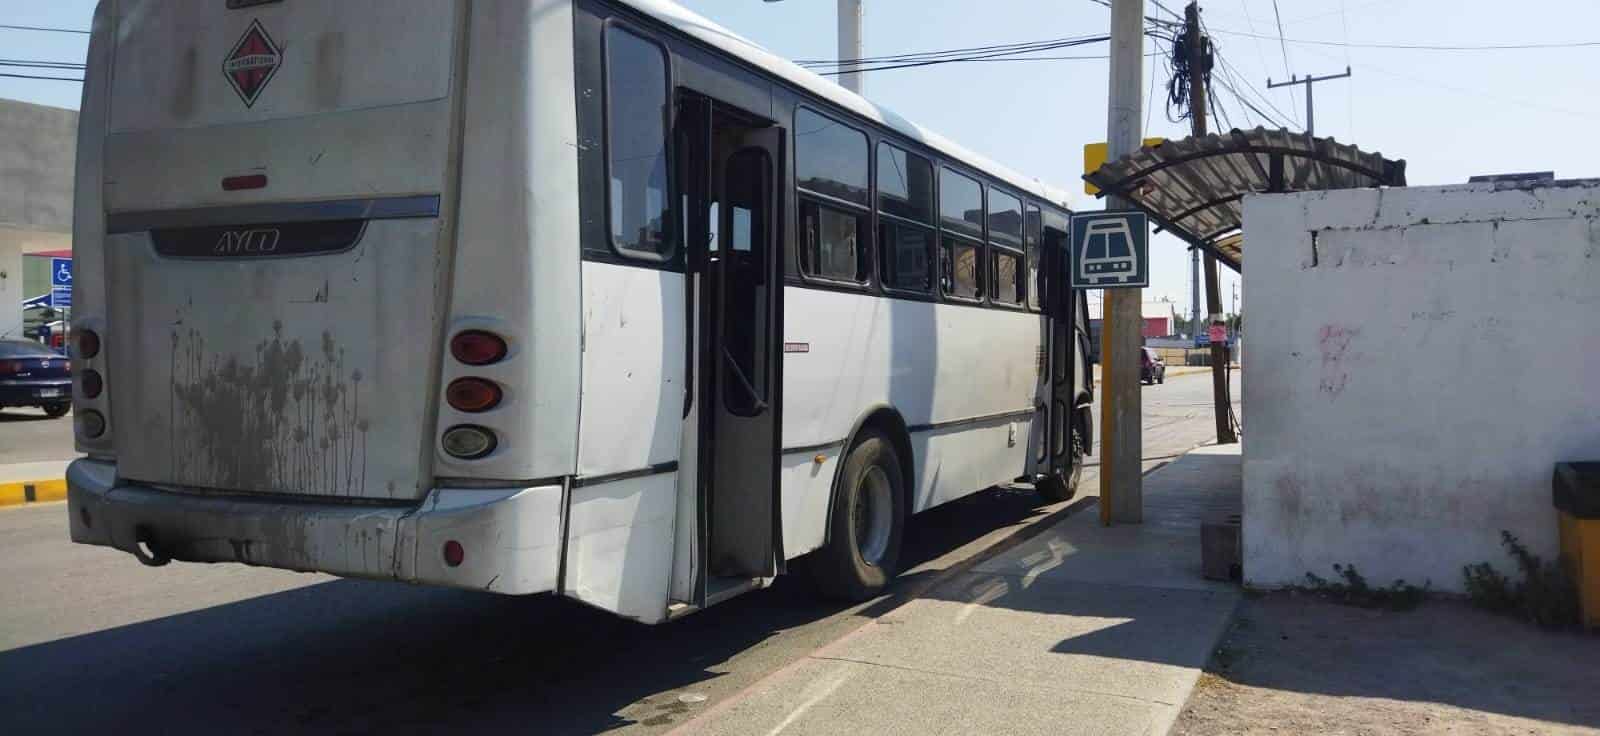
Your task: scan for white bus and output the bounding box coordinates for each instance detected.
[66,0,1093,623]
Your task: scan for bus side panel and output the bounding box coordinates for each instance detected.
[779,287,1039,556]
[568,260,684,620]
[436,0,582,482]
[564,473,677,623]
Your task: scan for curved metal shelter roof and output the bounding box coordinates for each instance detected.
[1083,128,1407,270]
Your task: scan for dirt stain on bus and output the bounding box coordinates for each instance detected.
[169,321,369,496]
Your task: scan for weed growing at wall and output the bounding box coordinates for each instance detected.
[1294,563,1428,611]
[1462,531,1579,629]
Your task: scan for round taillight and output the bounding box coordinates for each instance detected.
[78,410,106,439]
[443,540,465,567]
[81,370,103,399]
[450,330,507,366]
[442,425,497,460]
[446,378,502,413]
[77,330,101,360]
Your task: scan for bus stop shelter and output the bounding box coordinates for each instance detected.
[1083,127,1408,270]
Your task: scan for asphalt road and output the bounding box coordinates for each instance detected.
[0,407,75,465]
[0,371,1240,735]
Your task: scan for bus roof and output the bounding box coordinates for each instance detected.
[619,0,1077,210]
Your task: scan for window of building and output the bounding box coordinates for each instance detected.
[801,200,868,282]
[795,108,869,206]
[604,25,672,259]
[939,168,984,238]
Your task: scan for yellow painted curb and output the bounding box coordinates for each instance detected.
[0,479,68,507]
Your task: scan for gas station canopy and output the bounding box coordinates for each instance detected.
[1083,128,1407,271]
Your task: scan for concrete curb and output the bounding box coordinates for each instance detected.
[0,478,67,507]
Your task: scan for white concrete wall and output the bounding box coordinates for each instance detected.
[1243,181,1600,592]
[0,99,77,233]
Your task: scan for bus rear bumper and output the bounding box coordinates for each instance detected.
[67,459,564,595]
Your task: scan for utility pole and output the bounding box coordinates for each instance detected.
[1266,67,1351,136]
[1187,1,1237,444]
[1099,0,1146,525]
[1190,249,1201,341]
[765,0,864,94]
[837,0,865,94]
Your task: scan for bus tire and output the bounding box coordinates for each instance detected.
[807,429,906,602]
[1036,428,1085,503]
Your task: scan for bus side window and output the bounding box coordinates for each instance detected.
[988,187,1024,306]
[604,25,673,260]
[877,142,936,293]
[1025,204,1043,311]
[938,167,985,301]
[795,107,871,284]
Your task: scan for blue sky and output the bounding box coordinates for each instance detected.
[7,0,1600,318]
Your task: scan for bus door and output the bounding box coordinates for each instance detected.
[680,96,784,597]
[1043,213,1083,486]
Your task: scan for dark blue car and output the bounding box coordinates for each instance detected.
[0,339,71,417]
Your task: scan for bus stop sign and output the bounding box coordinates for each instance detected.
[1070,210,1148,289]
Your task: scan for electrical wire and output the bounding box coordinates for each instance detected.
[807,35,1114,75]
[797,34,1110,67]
[0,58,86,70]
[1269,0,1297,111]
[0,71,82,82]
[1211,28,1600,51]
[0,23,90,35]
[1214,49,1302,127]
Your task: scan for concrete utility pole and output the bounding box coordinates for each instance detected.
[1190,249,1201,340]
[1266,67,1351,136]
[837,0,865,94]
[1187,1,1237,444]
[1099,0,1147,525]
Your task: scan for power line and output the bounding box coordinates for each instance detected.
[0,58,86,70]
[1211,28,1600,51]
[0,71,82,82]
[798,34,1109,66]
[0,23,89,35]
[1269,0,1297,112]
[808,35,1113,74]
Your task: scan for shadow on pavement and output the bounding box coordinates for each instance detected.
[0,486,1061,735]
[1196,594,1600,731]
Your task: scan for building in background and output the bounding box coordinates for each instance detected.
[0,99,78,341]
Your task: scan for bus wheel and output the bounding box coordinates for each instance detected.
[808,429,905,601]
[1036,428,1085,503]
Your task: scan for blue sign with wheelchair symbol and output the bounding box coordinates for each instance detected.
[50,257,72,308]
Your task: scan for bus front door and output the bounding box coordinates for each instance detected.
[687,99,784,593]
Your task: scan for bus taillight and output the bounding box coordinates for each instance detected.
[446,377,502,413]
[441,425,496,460]
[77,330,101,359]
[450,330,507,366]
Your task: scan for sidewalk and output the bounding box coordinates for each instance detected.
[682,445,1244,736]
[0,459,73,507]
